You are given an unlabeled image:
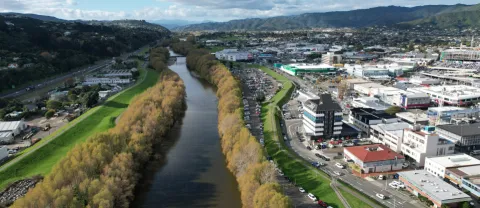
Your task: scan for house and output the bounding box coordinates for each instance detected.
[399,170,471,208]
[7,63,18,69]
[343,144,405,174]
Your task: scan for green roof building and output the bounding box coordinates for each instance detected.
[280,64,337,76]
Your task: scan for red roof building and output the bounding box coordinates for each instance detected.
[344,144,405,174]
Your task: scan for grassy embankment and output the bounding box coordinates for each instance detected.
[256,64,378,208]
[0,65,159,190]
[257,64,345,207]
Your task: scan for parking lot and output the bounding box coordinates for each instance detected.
[234,67,321,207]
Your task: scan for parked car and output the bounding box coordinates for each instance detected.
[306,146,312,150]
[378,175,385,180]
[317,200,328,207]
[298,187,305,193]
[307,193,317,201]
[333,171,342,176]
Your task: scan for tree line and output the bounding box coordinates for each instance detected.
[172,41,291,208]
[11,47,186,208]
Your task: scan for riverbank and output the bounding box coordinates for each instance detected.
[10,47,187,207]
[182,47,290,207]
[0,65,158,190]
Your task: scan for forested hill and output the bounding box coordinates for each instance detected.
[0,15,170,92]
[174,4,479,31]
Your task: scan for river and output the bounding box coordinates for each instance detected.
[131,55,242,208]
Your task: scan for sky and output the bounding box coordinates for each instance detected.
[0,0,478,22]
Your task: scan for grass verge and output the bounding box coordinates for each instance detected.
[338,188,373,208]
[0,66,159,190]
[258,66,344,208]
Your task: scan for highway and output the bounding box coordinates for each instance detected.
[0,45,150,99]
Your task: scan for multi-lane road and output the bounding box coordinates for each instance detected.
[1,45,150,99]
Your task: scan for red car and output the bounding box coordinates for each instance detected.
[317,200,328,207]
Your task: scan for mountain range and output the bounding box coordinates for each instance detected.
[173,3,480,31]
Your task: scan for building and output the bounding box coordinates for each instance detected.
[348,108,397,135]
[409,76,441,86]
[343,144,405,173]
[407,85,480,106]
[215,49,253,62]
[0,146,7,161]
[7,63,18,69]
[345,65,390,80]
[436,122,480,154]
[83,77,131,85]
[279,64,337,76]
[401,126,455,167]
[351,97,391,111]
[0,121,26,137]
[399,170,471,208]
[440,48,480,62]
[369,122,410,152]
[396,112,429,125]
[101,70,133,78]
[0,132,14,143]
[353,82,384,96]
[303,94,343,139]
[376,88,430,109]
[427,106,480,126]
[424,154,480,178]
[322,52,342,65]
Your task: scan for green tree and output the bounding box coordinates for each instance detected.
[46,100,62,110]
[81,91,99,108]
[385,106,402,115]
[45,109,55,119]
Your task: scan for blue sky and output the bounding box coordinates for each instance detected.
[1,0,478,21]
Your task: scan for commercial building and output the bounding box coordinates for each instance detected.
[83,77,131,85]
[0,132,14,143]
[399,170,471,208]
[427,106,480,126]
[436,122,480,154]
[215,49,253,62]
[101,70,133,78]
[353,82,384,96]
[0,121,26,137]
[409,76,441,86]
[369,122,410,152]
[279,64,337,76]
[396,112,429,125]
[407,85,480,106]
[348,108,397,135]
[424,154,480,178]
[401,126,455,167]
[440,48,480,62]
[376,88,430,109]
[303,94,343,139]
[345,65,390,80]
[343,144,405,174]
[322,52,342,65]
[351,97,390,111]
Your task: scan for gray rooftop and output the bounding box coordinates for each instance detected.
[304,94,342,113]
[399,170,471,204]
[437,123,480,137]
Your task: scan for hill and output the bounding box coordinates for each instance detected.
[173,4,476,31]
[401,4,480,29]
[0,12,67,22]
[0,15,170,92]
[85,20,170,33]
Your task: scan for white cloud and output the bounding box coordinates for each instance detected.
[1,0,479,21]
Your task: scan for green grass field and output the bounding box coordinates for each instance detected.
[207,46,225,53]
[0,67,159,190]
[339,188,373,208]
[258,65,344,207]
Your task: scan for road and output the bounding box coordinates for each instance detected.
[0,56,150,173]
[0,45,150,99]
[283,119,425,208]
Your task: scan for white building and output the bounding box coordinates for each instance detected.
[322,52,342,65]
[426,106,480,126]
[424,154,480,178]
[353,82,384,96]
[407,85,480,106]
[0,121,26,137]
[409,76,441,85]
[345,65,390,80]
[102,70,132,77]
[369,122,410,152]
[0,146,8,161]
[401,126,455,167]
[83,77,130,85]
[351,97,390,111]
[215,49,253,62]
[376,88,430,109]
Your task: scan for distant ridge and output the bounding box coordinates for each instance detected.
[173,4,479,31]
